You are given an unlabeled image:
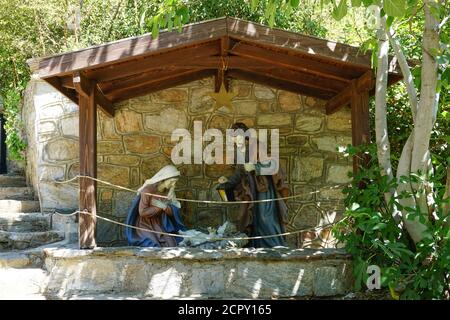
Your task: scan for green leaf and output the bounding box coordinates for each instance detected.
[290,0,300,7]
[373,222,387,230]
[351,0,361,7]
[151,17,159,39]
[386,16,394,28]
[383,0,407,17]
[332,0,348,21]
[251,0,260,11]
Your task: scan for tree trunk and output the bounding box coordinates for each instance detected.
[387,30,418,118]
[399,0,440,244]
[411,0,440,175]
[374,12,396,213]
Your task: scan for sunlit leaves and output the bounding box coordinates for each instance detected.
[251,0,260,10]
[383,0,407,17]
[332,0,348,21]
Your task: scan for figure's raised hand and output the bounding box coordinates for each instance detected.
[218,176,228,184]
[244,163,256,172]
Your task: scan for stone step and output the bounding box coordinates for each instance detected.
[0,268,48,300]
[0,187,34,200]
[0,212,50,232]
[0,175,26,187]
[0,250,45,268]
[0,240,71,269]
[0,230,64,251]
[0,200,41,213]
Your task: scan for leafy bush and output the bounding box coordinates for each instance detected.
[333,144,449,299]
[2,87,26,161]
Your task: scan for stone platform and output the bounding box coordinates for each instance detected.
[43,247,353,299]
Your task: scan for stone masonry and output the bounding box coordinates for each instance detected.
[23,75,353,247]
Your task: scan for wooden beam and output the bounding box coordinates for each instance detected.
[241,66,345,93]
[237,69,345,97]
[61,76,75,89]
[38,19,227,78]
[111,69,215,102]
[227,17,402,75]
[230,41,360,82]
[100,68,203,94]
[351,80,370,173]
[94,89,114,117]
[326,70,374,115]
[86,41,220,83]
[76,76,97,249]
[44,77,78,105]
[228,69,335,100]
[227,17,372,68]
[104,68,204,100]
[73,72,114,117]
[215,36,230,92]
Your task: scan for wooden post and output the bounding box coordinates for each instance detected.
[350,80,370,173]
[74,72,97,249]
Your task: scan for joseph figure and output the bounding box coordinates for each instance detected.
[218,122,289,248]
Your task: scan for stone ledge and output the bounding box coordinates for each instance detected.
[44,246,351,261]
[43,246,353,299]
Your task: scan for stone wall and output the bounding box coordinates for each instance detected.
[23,76,353,247]
[44,247,353,299]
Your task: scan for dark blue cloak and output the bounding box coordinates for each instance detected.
[125,194,186,247]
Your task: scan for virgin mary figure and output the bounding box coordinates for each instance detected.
[125,165,186,247]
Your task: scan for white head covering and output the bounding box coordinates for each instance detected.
[137,164,181,200]
[141,165,180,187]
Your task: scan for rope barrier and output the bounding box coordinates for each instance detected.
[55,175,345,205]
[53,210,343,242]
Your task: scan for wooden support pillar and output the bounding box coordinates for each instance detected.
[74,72,97,249]
[350,80,370,173]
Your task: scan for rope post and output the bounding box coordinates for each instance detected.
[75,72,98,249]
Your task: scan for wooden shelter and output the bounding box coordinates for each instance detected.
[29,17,403,249]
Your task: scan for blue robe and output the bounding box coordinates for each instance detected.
[125,194,186,247]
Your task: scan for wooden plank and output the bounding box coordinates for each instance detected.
[230,41,360,81]
[111,69,215,102]
[104,68,205,100]
[227,17,402,75]
[94,88,114,117]
[326,70,374,114]
[228,69,334,100]
[87,41,220,82]
[101,67,204,94]
[351,81,370,173]
[77,77,97,249]
[97,56,345,97]
[38,19,227,78]
[240,67,342,94]
[227,17,372,68]
[35,16,403,81]
[44,77,78,105]
[73,72,114,117]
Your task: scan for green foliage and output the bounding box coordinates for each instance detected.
[383,0,407,17]
[332,0,348,21]
[2,88,27,161]
[333,144,450,299]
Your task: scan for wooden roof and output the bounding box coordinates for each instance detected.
[28,17,403,116]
